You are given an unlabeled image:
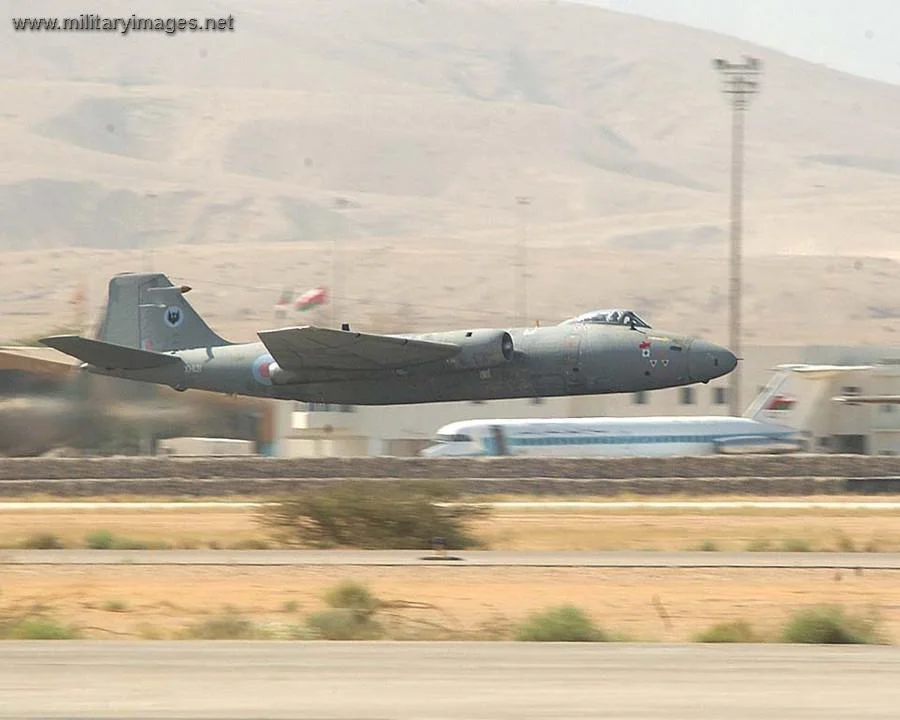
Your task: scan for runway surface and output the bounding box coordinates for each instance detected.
[1,642,899,719]
[4,499,900,510]
[2,549,900,568]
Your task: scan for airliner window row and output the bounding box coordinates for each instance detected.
[506,434,791,446]
[632,388,729,405]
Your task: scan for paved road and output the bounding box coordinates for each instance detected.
[1,642,899,719]
[483,500,900,510]
[2,549,900,568]
[0,501,260,510]
[3,500,900,510]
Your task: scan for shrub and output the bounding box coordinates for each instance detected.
[833,532,856,553]
[285,624,315,640]
[325,581,380,620]
[514,605,606,642]
[780,605,882,645]
[745,538,772,552]
[305,581,384,640]
[228,538,270,550]
[102,599,130,613]
[780,538,812,553]
[20,533,64,549]
[692,539,719,552]
[179,612,268,640]
[85,529,115,549]
[305,608,384,640]
[85,530,150,550]
[259,480,488,549]
[694,620,761,643]
[0,615,80,640]
[135,623,166,640]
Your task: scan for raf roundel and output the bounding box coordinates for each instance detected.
[163,305,184,329]
[252,353,275,386]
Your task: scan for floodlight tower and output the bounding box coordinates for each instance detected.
[712,55,762,416]
[515,196,531,326]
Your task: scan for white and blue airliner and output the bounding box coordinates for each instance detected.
[420,364,870,457]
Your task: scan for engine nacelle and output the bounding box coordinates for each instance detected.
[417,329,515,370]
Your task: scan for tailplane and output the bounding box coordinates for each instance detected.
[94,272,229,352]
[41,335,182,371]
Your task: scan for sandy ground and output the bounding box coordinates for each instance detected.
[2,501,900,552]
[2,499,898,641]
[0,564,895,642]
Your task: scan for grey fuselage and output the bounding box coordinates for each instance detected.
[83,323,736,405]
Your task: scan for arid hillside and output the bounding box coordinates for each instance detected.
[2,0,900,346]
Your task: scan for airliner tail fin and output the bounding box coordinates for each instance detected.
[744,364,873,430]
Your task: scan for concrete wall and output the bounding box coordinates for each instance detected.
[1,455,900,495]
[157,438,255,456]
[3,455,900,480]
[0,476,871,497]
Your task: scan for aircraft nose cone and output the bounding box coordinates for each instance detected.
[688,339,738,382]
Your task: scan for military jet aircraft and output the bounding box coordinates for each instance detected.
[40,272,737,405]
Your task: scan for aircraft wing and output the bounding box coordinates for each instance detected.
[258,326,460,371]
[833,395,900,404]
[773,364,873,379]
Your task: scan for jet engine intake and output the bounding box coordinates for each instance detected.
[267,362,300,385]
[418,329,514,370]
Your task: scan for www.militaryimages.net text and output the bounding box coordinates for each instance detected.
[11,14,236,35]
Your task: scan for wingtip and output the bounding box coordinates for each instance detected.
[38,334,86,354]
[38,334,74,346]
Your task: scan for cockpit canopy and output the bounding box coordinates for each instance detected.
[559,309,651,329]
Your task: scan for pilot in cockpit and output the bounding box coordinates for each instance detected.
[558,309,652,329]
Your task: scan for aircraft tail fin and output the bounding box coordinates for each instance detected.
[743,364,873,430]
[40,335,182,371]
[94,272,229,352]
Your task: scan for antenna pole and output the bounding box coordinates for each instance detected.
[712,56,762,416]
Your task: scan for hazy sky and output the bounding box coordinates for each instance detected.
[578,0,900,86]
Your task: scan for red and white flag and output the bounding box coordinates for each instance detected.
[294,287,328,312]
